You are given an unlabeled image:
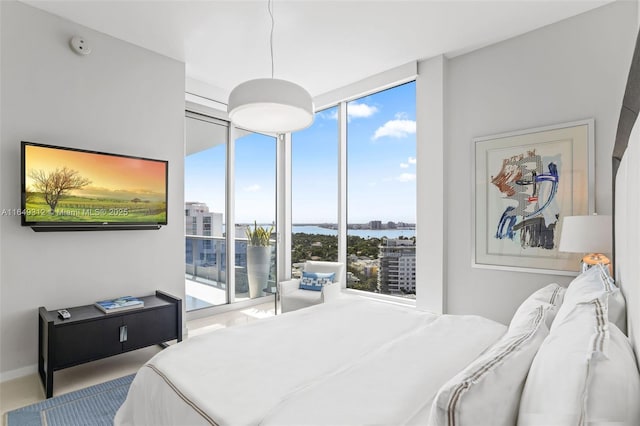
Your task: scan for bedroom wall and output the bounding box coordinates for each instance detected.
[438,0,637,324]
[0,1,185,380]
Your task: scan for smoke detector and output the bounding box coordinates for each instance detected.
[69,36,92,56]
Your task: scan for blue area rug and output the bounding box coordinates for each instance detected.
[6,374,134,426]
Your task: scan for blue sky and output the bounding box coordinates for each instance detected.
[185,81,416,224]
[293,81,416,223]
[347,81,416,223]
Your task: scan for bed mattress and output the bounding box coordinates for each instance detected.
[115,296,506,426]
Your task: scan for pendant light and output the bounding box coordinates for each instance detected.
[227,0,314,133]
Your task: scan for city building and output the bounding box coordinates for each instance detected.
[185,202,224,285]
[378,238,416,296]
[185,202,223,237]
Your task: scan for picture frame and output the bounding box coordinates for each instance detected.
[473,119,594,275]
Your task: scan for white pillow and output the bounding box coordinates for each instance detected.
[510,284,565,331]
[518,295,640,425]
[429,305,550,426]
[552,264,627,333]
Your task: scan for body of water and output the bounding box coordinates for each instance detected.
[292,225,415,239]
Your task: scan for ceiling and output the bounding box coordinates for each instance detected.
[24,0,612,101]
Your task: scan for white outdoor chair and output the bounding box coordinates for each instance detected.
[278,261,344,313]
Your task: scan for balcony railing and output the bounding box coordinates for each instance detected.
[185,235,276,312]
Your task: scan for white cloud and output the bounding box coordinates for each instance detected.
[400,156,416,169]
[318,109,338,121]
[244,184,261,192]
[396,173,416,182]
[348,102,378,119]
[316,102,378,121]
[373,119,416,140]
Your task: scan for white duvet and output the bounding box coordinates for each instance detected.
[115,296,506,426]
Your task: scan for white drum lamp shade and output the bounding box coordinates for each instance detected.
[558,215,612,254]
[227,78,314,133]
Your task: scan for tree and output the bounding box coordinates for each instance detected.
[24,190,34,204]
[29,167,91,214]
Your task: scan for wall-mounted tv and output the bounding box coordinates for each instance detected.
[21,141,168,231]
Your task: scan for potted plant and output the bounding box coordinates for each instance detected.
[245,221,274,298]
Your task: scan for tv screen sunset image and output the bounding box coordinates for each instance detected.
[23,144,167,224]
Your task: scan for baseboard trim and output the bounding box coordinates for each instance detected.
[0,364,37,383]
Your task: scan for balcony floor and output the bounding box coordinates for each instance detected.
[185,276,252,311]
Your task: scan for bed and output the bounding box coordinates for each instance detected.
[115,296,506,425]
[116,31,640,426]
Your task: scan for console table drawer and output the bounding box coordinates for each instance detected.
[122,305,178,351]
[54,316,124,368]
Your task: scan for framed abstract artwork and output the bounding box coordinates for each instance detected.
[473,119,594,275]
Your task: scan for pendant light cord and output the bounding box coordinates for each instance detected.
[268,0,275,79]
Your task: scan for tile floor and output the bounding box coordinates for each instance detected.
[0,301,275,424]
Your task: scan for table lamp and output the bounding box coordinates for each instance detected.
[558,214,612,272]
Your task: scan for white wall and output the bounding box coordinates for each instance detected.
[415,55,445,314]
[0,1,185,380]
[432,1,637,324]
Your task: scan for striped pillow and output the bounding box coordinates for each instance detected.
[510,283,565,331]
[518,294,640,425]
[552,264,626,333]
[429,305,550,426]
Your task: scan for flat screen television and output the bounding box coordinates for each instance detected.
[21,141,168,231]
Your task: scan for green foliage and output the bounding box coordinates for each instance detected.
[347,235,382,259]
[291,233,339,263]
[291,233,383,263]
[246,221,273,246]
[24,194,166,222]
[347,264,379,293]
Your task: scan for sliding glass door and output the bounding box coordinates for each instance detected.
[185,112,277,312]
[185,112,229,311]
[234,131,277,301]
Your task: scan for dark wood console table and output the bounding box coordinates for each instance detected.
[38,290,182,398]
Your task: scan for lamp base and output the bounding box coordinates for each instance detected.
[580,253,611,274]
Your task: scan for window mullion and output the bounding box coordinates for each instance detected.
[227,124,236,303]
[277,133,292,282]
[338,101,348,286]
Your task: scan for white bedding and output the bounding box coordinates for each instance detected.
[115,296,506,426]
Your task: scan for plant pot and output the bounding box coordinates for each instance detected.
[247,245,271,298]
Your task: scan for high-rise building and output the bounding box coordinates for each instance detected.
[369,220,382,230]
[185,202,225,285]
[378,238,416,295]
[185,202,223,237]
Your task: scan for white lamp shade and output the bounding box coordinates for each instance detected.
[227,78,314,133]
[558,215,612,253]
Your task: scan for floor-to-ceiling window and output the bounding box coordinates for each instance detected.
[185,112,228,311]
[186,79,415,311]
[346,82,416,298]
[234,131,277,300]
[291,106,339,277]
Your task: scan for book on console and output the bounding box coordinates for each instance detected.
[95,296,144,314]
